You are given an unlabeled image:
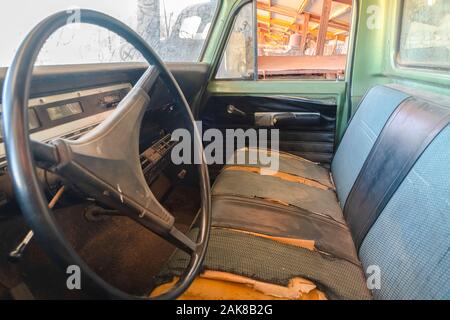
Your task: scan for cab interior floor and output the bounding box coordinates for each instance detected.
[0,184,200,299]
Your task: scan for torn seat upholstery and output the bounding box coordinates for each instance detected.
[154,85,450,300]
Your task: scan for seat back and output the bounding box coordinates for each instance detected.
[335,85,450,299]
[359,124,450,299]
[331,86,410,207]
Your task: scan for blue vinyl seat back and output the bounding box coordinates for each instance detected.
[359,124,450,300]
[331,86,410,208]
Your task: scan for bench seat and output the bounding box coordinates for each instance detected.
[154,85,450,300]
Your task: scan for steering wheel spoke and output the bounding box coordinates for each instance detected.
[167,227,198,254]
[30,140,60,170]
[46,66,178,232]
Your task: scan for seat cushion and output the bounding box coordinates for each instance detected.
[155,85,450,300]
[155,228,372,300]
[211,156,359,263]
[212,195,359,265]
[150,150,368,299]
[190,87,409,298]
[205,148,367,296]
[213,168,343,223]
[152,272,328,300]
[231,148,334,189]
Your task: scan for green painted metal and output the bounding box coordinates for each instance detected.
[352,0,450,111]
[201,0,450,142]
[202,0,242,65]
[202,0,353,142]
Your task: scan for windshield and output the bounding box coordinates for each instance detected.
[0,0,218,66]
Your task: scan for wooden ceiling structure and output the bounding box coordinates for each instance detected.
[257,0,352,54]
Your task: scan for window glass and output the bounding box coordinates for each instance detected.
[216,3,255,79]
[179,16,203,39]
[399,0,450,69]
[216,0,353,81]
[257,0,352,80]
[0,0,218,66]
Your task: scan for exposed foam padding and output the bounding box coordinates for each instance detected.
[151,272,327,300]
[212,196,359,265]
[155,229,372,300]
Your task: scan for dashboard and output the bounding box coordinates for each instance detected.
[0,83,132,208]
[0,83,132,172]
[0,62,210,211]
[0,81,183,209]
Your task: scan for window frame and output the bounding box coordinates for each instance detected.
[198,0,223,62]
[212,0,256,81]
[213,0,356,82]
[395,0,450,72]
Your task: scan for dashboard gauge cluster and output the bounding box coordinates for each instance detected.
[0,83,132,207]
[0,83,132,174]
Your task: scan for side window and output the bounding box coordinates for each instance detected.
[257,0,352,80]
[216,3,255,79]
[215,0,353,81]
[0,0,219,67]
[399,0,450,69]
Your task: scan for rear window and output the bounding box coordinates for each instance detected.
[398,0,450,69]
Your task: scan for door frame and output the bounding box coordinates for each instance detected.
[200,0,360,144]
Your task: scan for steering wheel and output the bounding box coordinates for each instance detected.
[1,10,211,299]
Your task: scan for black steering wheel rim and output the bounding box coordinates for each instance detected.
[1,9,211,299]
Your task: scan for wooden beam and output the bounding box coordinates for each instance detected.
[309,28,346,42]
[257,2,300,18]
[298,0,309,13]
[310,19,349,32]
[316,0,332,55]
[258,15,300,33]
[259,30,286,41]
[308,16,349,31]
[289,0,309,32]
[258,27,291,38]
[330,6,352,20]
[299,13,310,54]
[333,0,352,5]
[257,2,349,31]
[258,24,290,36]
[258,16,345,41]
